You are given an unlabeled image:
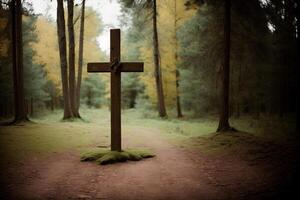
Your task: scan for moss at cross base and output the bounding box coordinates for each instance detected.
[80,148,155,165]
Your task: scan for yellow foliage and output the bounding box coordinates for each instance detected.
[32,17,61,89]
[74,7,105,80]
[32,7,105,95]
[0,38,9,57]
[139,0,195,108]
[0,17,9,57]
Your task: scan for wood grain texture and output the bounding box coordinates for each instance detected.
[88,62,143,72]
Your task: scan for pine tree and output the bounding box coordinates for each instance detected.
[119,0,167,117]
[81,74,106,108]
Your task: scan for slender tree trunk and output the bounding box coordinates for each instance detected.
[152,0,167,117]
[217,0,233,132]
[230,56,234,117]
[11,0,27,123]
[57,0,73,119]
[51,97,54,111]
[67,0,78,117]
[279,58,288,118]
[30,97,33,116]
[174,0,183,118]
[236,64,242,118]
[75,0,86,117]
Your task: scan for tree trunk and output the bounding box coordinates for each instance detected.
[67,0,78,117]
[296,0,300,132]
[11,0,27,123]
[51,97,54,111]
[236,64,242,118]
[217,0,232,132]
[152,0,167,118]
[174,0,183,118]
[57,0,73,119]
[75,0,86,117]
[30,97,33,116]
[279,58,288,118]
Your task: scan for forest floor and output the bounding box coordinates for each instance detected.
[0,109,299,200]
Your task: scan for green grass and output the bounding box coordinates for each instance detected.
[80,148,155,165]
[0,121,110,165]
[0,108,295,165]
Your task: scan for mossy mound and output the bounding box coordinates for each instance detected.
[80,148,155,165]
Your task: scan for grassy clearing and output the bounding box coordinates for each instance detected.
[0,108,296,165]
[80,148,155,165]
[0,121,109,165]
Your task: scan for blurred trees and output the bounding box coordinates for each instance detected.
[179,0,271,118]
[264,0,299,118]
[0,1,14,118]
[56,0,104,119]
[0,0,297,129]
[11,0,27,122]
[0,0,49,120]
[119,0,194,116]
[0,1,104,120]
[119,0,167,117]
[118,0,297,130]
[81,74,106,108]
[23,16,49,116]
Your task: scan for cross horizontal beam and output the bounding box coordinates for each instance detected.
[88,62,144,73]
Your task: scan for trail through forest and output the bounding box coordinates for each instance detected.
[1,123,288,200]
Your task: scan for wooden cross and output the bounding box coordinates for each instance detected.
[87,29,144,152]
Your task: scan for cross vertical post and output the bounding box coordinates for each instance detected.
[87,29,143,152]
[110,29,121,152]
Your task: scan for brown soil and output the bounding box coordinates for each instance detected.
[0,129,298,200]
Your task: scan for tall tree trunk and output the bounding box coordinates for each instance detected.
[75,0,86,117]
[11,0,27,123]
[174,0,183,118]
[236,64,242,118]
[217,0,232,132]
[229,56,234,117]
[152,0,167,117]
[67,0,78,117]
[57,0,73,119]
[296,0,300,132]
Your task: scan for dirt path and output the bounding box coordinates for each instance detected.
[1,127,278,200]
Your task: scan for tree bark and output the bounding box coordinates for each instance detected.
[67,0,78,117]
[236,64,242,118]
[75,0,86,117]
[152,0,167,118]
[174,0,183,118]
[217,0,232,132]
[57,0,73,119]
[296,0,300,132]
[11,0,27,123]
